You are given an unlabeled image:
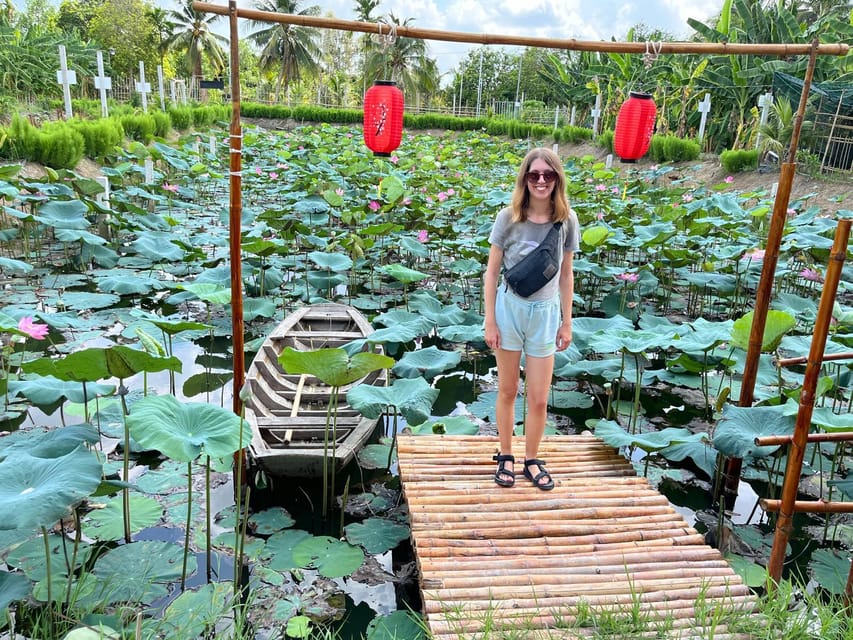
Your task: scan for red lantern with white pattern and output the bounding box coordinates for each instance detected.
[363,80,404,156]
[613,92,657,162]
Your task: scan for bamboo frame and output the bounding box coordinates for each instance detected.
[766,219,851,584]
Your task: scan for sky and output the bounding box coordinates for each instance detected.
[14,0,726,79]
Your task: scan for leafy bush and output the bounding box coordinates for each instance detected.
[151,111,171,138]
[650,135,700,163]
[720,148,759,173]
[69,118,124,159]
[3,115,38,160]
[119,113,157,142]
[520,100,548,123]
[168,106,194,131]
[597,129,614,152]
[35,121,85,169]
[557,125,593,145]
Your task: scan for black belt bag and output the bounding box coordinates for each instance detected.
[503,222,562,298]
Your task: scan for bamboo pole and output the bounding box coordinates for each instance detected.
[767,218,851,584]
[719,39,821,512]
[777,351,853,367]
[761,499,853,513]
[192,2,848,57]
[756,432,853,446]
[227,0,247,491]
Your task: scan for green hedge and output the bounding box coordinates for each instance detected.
[720,148,759,173]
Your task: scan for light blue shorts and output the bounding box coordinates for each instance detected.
[495,286,560,358]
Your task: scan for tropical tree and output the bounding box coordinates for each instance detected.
[354,0,382,94]
[88,0,160,79]
[245,0,322,101]
[163,0,227,88]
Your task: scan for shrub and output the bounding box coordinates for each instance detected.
[597,129,614,152]
[151,111,171,138]
[69,118,124,159]
[720,148,759,173]
[119,113,157,142]
[650,135,701,163]
[169,106,194,131]
[35,121,85,169]
[4,115,38,160]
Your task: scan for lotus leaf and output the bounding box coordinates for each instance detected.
[730,310,796,352]
[0,448,103,529]
[5,533,92,583]
[83,495,163,541]
[365,610,425,640]
[279,347,394,387]
[0,570,31,626]
[348,377,439,425]
[262,529,313,571]
[127,394,250,461]
[378,264,428,285]
[407,416,479,435]
[7,377,115,408]
[35,199,89,229]
[712,404,795,458]
[594,420,700,453]
[0,422,99,460]
[809,548,849,596]
[91,540,195,605]
[393,346,461,379]
[357,442,396,469]
[248,507,295,535]
[160,582,231,639]
[24,345,182,382]
[292,535,364,578]
[344,517,410,555]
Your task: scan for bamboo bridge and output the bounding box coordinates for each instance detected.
[397,434,757,639]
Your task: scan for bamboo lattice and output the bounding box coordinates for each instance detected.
[397,434,758,639]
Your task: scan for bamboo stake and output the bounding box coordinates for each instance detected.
[777,351,853,367]
[767,218,851,584]
[192,2,848,57]
[756,432,853,446]
[720,39,821,511]
[409,504,676,524]
[228,0,247,494]
[761,498,853,513]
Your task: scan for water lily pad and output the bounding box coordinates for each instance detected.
[357,443,396,469]
[730,310,796,352]
[160,582,231,639]
[712,404,795,459]
[0,570,32,626]
[262,529,313,572]
[348,377,439,425]
[809,548,849,595]
[344,517,410,555]
[248,507,295,535]
[292,535,364,579]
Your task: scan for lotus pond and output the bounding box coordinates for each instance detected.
[1,123,853,639]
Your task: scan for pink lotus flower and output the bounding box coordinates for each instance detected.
[595,184,607,192]
[725,176,734,183]
[741,248,765,261]
[446,188,455,196]
[417,229,428,242]
[615,272,639,283]
[611,186,620,194]
[368,200,380,211]
[335,188,344,196]
[402,197,412,205]
[269,172,278,180]
[800,268,823,282]
[437,192,448,202]
[18,316,48,340]
[390,155,399,164]
[162,183,179,193]
[682,193,693,202]
[254,167,262,175]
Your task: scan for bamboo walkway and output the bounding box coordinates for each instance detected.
[397,434,758,639]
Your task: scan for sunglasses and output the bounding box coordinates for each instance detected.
[525,170,558,185]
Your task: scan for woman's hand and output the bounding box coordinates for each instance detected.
[485,322,501,351]
[556,323,572,351]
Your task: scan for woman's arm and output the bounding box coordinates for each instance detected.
[484,244,504,350]
[556,250,574,351]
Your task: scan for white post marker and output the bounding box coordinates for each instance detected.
[95,176,110,207]
[591,94,602,137]
[697,93,712,143]
[136,61,151,112]
[56,45,77,119]
[157,65,166,111]
[756,91,773,150]
[605,154,613,169]
[570,105,577,127]
[144,158,154,184]
[169,79,176,104]
[209,134,216,156]
[93,51,112,118]
[553,106,560,130]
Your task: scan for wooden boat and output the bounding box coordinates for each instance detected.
[245,303,387,478]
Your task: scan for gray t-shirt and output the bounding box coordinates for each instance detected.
[488,207,580,300]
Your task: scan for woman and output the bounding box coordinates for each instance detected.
[483,147,579,490]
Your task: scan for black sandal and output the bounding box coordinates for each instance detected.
[492,453,515,487]
[524,458,555,491]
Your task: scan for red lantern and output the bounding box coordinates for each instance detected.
[613,92,657,162]
[363,80,404,156]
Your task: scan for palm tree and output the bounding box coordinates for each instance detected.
[363,13,439,107]
[163,0,227,90]
[245,0,322,101]
[354,0,381,93]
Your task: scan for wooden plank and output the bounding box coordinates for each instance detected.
[397,434,758,639]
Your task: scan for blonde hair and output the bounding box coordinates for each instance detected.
[509,147,570,224]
